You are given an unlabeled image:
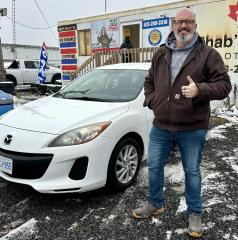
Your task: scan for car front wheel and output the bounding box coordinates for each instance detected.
[107,137,141,190]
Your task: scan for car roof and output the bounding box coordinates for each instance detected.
[96,63,151,71]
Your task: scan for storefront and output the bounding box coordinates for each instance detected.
[57,0,238,84]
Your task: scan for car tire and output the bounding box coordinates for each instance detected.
[106,137,142,190]
[5,74,17,87]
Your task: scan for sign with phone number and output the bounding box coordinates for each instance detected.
[225,65,238,73]
[142,17,169,29]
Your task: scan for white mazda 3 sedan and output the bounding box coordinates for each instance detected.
[0,63,154,193]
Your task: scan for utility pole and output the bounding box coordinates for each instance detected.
[12,0,17,59]
[0,8,7,81]
[105,0,107,14]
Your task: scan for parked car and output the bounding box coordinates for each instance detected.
[0,63,154,194]
[5,59,61,86]
[0,90,13,116]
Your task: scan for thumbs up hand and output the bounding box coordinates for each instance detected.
[181,76,199,98]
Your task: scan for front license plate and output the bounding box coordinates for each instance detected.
[0,156,13,174]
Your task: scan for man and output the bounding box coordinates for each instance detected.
[120,36,133,63]
[132,7,231,238]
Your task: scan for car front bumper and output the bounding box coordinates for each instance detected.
[0,124,114,193]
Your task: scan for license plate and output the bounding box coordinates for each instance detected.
[0,156,13,174]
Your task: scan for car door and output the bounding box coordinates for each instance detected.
[22,60,39,84]
[144,107,154,140]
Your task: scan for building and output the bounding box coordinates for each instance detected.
[2,43,60,66]
[57,0,238,84]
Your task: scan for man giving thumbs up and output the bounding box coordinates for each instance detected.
[181,76,199,98]
[133,7,231,238]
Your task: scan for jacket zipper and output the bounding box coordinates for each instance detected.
[167,64,171,128]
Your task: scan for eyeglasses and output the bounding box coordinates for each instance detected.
[173,19,195,27]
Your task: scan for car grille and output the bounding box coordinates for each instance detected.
[0,148,53,179]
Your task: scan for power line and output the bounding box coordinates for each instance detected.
[33,0,59,44]
[6,16,57,29]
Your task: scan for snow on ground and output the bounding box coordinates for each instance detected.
[2,95,238,239]
[0,218,38,240]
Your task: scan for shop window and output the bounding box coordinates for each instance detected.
[79,30,92,56]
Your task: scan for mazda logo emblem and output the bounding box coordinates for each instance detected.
[4,135,13,145]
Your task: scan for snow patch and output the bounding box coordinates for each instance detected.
[206,127,227,140]
[202,172,227,194]
[176,197,186,214]
[166,162,184,184]
[223,153,238,174]
[150,217,162,225]
[219,215,237,221]
[203,221,215,230]
[101,214,116,224]
[68,222,79,231]
[0,218,38,240]
[224,233,231,239]
[166,231,172,240]
[174,228,187,234]
[204,195,224,207]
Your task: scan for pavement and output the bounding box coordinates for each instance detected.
[0,111,237,239]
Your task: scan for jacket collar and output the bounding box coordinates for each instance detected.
[161,32,204,64]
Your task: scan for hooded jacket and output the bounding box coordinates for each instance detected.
[144,32,232,131]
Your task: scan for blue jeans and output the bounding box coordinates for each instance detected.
[148,125,206,214]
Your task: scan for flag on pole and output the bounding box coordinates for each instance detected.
[38,42,48,84]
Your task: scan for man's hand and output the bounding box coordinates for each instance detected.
[181,76,199,98]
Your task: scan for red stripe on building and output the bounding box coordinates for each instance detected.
[60,48,77,54]
[62,65,78,71]
[59,31,76,38]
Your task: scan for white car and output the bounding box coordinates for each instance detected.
[0,63,154,193]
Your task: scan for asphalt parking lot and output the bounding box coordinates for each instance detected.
[0,96,238,239]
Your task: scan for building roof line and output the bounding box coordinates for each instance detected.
[58,0,222,26]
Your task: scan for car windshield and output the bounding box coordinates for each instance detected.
[54,69,148,102]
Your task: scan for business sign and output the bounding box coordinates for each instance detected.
[194,0,238,83]
[142,17,170,47]
[38,42,48,84]
[91,18,120,52]
[58,24,78,81]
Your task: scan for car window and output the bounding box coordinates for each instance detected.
[56,69,148,102]
[8,60,19,69]
[24,61,39,69]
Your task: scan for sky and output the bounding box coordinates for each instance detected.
[0,0,177,47]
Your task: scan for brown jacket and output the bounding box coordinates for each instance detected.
[144,35,231,131]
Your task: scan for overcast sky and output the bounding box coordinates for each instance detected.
[0,0,177,47]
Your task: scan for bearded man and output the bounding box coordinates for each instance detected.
[132,7,231,238]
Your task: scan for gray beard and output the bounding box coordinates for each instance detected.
[174,31,194,43]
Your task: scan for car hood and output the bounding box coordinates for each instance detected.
[1,96,129,134]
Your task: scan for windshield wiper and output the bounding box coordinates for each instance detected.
[61,89,90,96]
[54,90,91,98]
[53,92,65,98]
[65,96,111,102]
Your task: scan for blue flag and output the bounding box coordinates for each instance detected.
[38,42,48,84]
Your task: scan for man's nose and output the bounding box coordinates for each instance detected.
[181,21,187,26]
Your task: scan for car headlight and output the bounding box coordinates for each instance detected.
[48,121,111,147]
